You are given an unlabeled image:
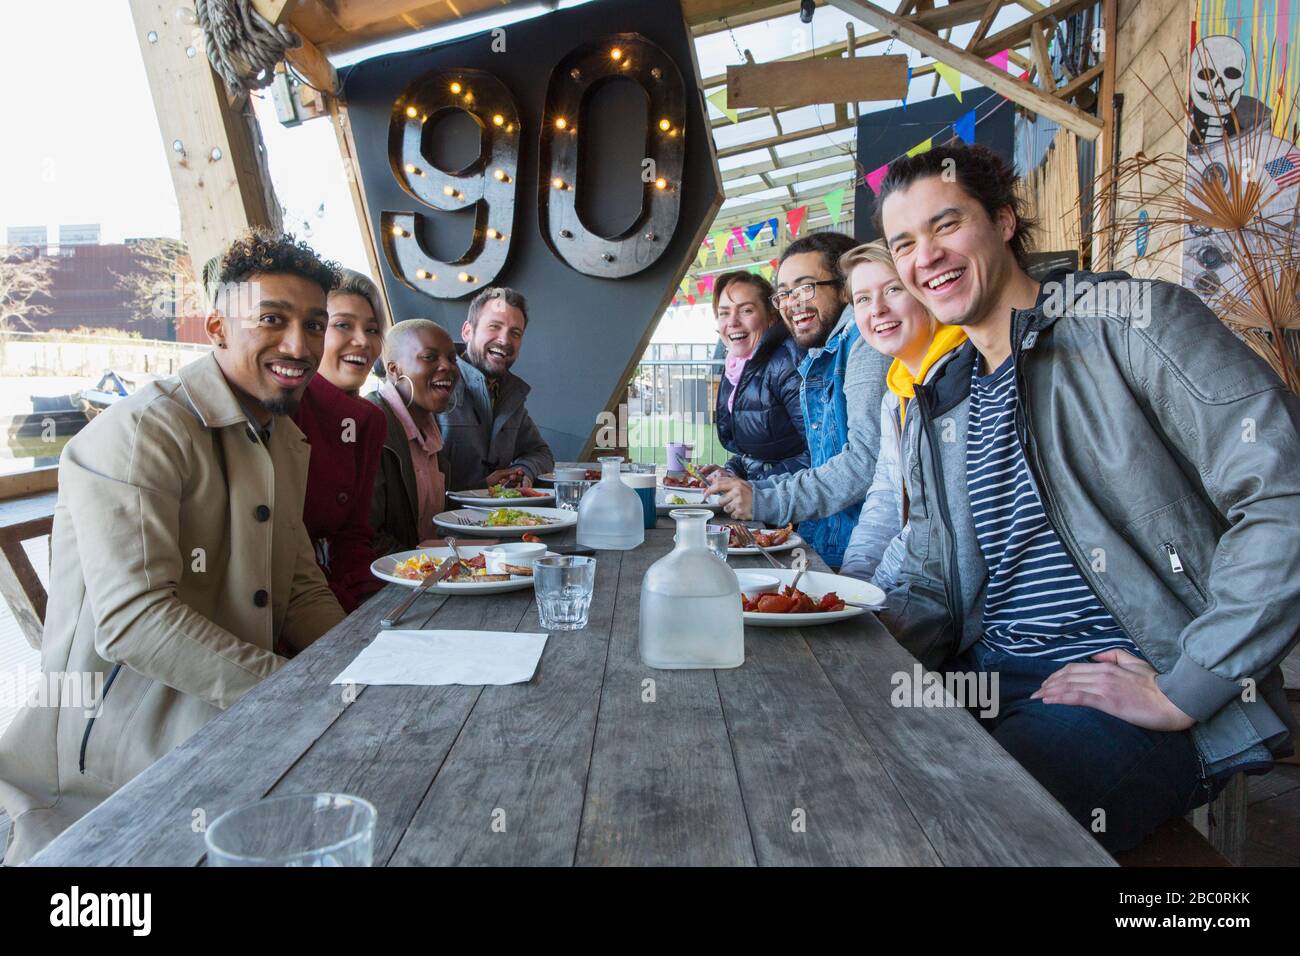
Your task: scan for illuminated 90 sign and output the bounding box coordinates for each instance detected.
[382,32,686,299]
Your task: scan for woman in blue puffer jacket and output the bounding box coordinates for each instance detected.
[709,271,809,480]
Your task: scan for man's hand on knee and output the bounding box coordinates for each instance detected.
[1030,648,1196,732]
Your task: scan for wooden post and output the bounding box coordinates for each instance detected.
[128,0,283,285]
[328,98,394,323]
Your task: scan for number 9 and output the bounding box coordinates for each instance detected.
[383,69,520,298]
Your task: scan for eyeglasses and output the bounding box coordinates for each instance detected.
[770,279,840,309]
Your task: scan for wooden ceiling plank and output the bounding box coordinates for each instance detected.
[726,55,910,108]
[973,0,1094,57]
[827,0,1101,138]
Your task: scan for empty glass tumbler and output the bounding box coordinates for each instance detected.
[534,555,597,630]
[639,509,744,669]
[204,792,377,867]
[577,456,644,550]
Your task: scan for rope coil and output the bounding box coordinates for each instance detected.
[196,0,300,97]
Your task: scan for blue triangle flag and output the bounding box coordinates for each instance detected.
[954,108,976,145]
[744,221,765,243]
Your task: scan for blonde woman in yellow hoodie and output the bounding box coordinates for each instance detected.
[838,241,967,586]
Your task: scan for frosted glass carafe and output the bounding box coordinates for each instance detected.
[576,456,644,550]
[639,509,743,669]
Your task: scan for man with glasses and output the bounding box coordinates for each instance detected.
[707,233,891,567]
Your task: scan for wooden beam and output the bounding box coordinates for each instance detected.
[1030,23,1056,92]
[725,158,858,198]
[1053,61,1103,101]
[827,0,1102,139]
[700,0,996,88]
[726,55,910,108]
[691,1,807,35]
[973,0,1095,57]
[716,117,858,158]
[0,467,56,502]
[128,0,282,292]
[722,143,856,180]
[328,98,392,322]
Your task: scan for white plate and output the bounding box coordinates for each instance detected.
[447,488,555,506]
[656,491,723,514]
[739,569,885,628]
[728,532,804,555]
[371,546,552,594]
[432,506,576,537]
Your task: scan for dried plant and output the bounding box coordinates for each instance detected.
[1090,50,1300,394]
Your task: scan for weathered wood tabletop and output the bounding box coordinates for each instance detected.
[32,521,1114,866]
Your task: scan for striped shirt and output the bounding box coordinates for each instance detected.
[966,356,1138,661]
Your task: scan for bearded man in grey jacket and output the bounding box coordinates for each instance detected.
[875,143,1300,853]
[439,287,555,491]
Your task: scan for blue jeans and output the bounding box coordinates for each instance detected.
[956,642,1220,853]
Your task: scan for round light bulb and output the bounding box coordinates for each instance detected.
[610,47,623,60]
[659,118,671,131]
[555,117,567,130]
[443,185,455,196]
[552,177,566,190]
[405,106,418,118]
[492,114,504,126]
[458,272,472,283]
[654,177,668,190]
[450,81,462,94]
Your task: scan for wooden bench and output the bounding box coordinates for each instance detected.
[0,490,57,649]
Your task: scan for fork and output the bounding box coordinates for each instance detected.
[444,513,480,527]
[733,523,786,571]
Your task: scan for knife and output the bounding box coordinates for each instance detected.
[381,552,460,628]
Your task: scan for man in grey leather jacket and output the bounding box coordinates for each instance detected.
[874,144,1300,853]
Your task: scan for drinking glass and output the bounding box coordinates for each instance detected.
[706,524,731,562]
[205,793,376,867]
[555,479,594,512]
[534,555,597,630]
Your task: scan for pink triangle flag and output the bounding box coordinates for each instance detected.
[731,226,747,250]
[986,49,1010,71]
[865,164,889,195]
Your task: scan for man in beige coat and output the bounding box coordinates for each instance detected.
[0,229,346,864]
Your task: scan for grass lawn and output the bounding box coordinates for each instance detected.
[626,416,729,467]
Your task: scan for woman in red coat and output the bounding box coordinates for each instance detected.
[293,269,389,612]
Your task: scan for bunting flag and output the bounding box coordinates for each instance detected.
[907,138,933,157]
[687,294,697,305]
[744,221,765,243]
[710,229,730,261]
[934,61,962,101]
[731,226,747,250]
[986,49,1010,71]
[786,205,808,239]
[953,109,977,146]
[760,263,775,281]
[865,163,889,195]
[696,243,709,268]
[1018,69,1031,81]
[769,257,779,274]
[696,279,709,298]
[747,264,762,276]
[766,217,779,244]
[706,88,738,123]
[701,274,716,294]
[823,187,845,225]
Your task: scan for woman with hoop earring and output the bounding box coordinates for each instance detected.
[366,318,462,554]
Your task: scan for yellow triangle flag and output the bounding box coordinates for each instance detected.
[907,138,933,157]
[706,89,739,123]
[933,61,963,101]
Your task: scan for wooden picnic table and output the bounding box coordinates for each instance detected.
[31,520,1114,866]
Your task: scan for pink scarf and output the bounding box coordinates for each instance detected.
[724,352,752,412]
[380,380,445,542]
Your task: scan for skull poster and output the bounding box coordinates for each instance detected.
[1184,2,1300,308]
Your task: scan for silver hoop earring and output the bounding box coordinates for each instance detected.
[396,373,417,408]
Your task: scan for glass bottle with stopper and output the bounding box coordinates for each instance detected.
[576,455,644,551]
[639,508,743,669]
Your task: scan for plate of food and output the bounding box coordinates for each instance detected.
[371,546,550,594]
[726,523,804,554]
[447,485,555,506]
[656,488,723,513]
[736,569,885,627]
[432,506,576,537]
